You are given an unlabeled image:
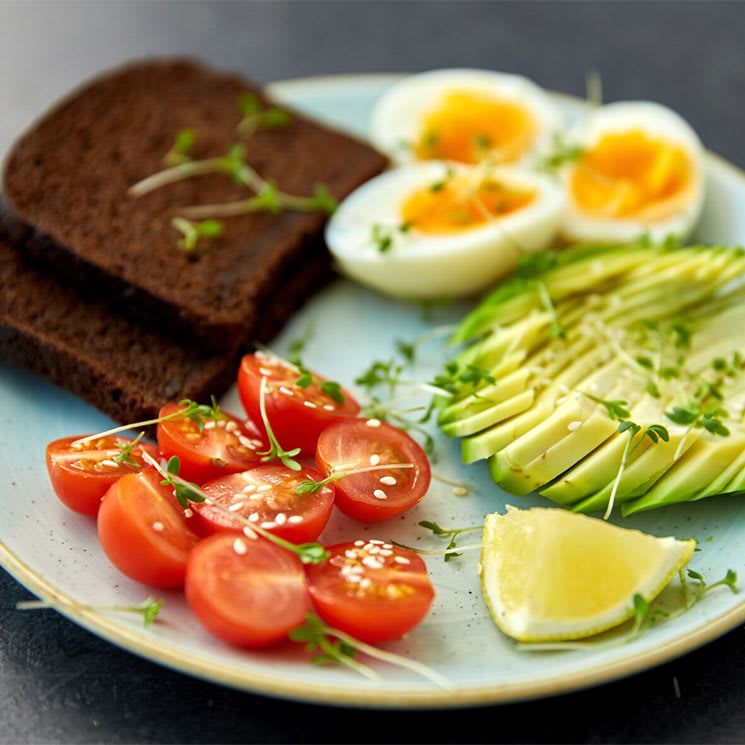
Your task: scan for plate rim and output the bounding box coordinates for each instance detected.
[3,72,745,709]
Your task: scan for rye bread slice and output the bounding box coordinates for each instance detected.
[0,231,331,434]
[2,58,386,351]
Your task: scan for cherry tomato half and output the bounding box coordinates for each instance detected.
[196,465,335,544]
[157,403,267,485]
[186,533,310,648]
[315,418,431,522]
[97,467,200,588]
[306,541,434,643]
[237,352,360,454]
[46,434,160,517]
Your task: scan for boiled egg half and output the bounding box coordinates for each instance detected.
[325,161,564,299]
[560,101,705,243]
[371,69,563,167]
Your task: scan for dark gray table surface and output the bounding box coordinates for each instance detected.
[2,1,745,742]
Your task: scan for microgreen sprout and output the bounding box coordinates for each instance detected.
[535,132,585,174]
[141,451,328,564]
[289,614,452,689]
[370,221,413,253]
[172,217,223,254]
[294,462,414,495]
[114,431,146,467]
[257,376,302,471]
[237,92,292,136]
[17,596,163,628]
[163,128,196,166]
[70,398,220,448]
[536,280,566,339]
[414,520,483,562]
[580,393,631,422]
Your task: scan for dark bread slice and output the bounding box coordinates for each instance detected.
[0,231,331,435]
[2,58,386,351]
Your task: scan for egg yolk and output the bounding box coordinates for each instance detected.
[415,91,536,165]
[570,130,693,221]
[400,178,534,234]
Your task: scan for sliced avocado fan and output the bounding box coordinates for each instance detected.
[438,240,745,515]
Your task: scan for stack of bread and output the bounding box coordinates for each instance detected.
[0,59,387,425]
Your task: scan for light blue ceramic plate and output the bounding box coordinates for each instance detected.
[1,74,744,708]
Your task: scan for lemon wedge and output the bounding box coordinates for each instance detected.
[481,506,695,642]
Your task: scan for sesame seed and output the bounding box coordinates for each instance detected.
[242,484,256,494]
[369,540,384,545]
[217,420,226,428]
[101,459,118,468]
[568,420,582,432]
[243,526,257,540]
[360,578,372,589]
[382,543,393,549]
[205,497,215,505]
[257,484,272,492]
[152,521,164,532]
[261,521,277,529]
[394,556,410,565]
[369,454,381,466]
[225,421,237,432]
[354,540,365,547]
[345,574,362,583]
[362,556,384,570]
[275,512,287,525]
[204,420,216,430]
[233,538,248,555]
[238,435,254,448]
[259,367,273,376]
[323,404,335,411]
[379,549,393,557]
[345,549,359,559]
[288,515,303,524]
[279,386,295,396]
[366,418,381,428]
[228,502,244,512]
[373,489,388,500]
[184,508,193,518]
[367,546,381,555]
[380,476,397,486]
[555,395,568,406]
[303,401,318,409]
[249,513,259,523]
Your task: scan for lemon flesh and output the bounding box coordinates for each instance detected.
[481,507,695,642]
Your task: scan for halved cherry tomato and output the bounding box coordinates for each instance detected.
[237,352,360,454]
[186,532,310,648]
[195,465,335,544]
[315,418,431,522]
[46,434,160,517]
[306,541,434,643]
[157,403,267,485]
[97,467,200,588]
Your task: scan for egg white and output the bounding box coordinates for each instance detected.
[560,101,705,244]
[325,162,565,299]
[370,69,563,167]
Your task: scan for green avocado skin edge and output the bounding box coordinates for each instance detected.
[438,241,745,516]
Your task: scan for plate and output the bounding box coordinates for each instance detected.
[2,74,745,709]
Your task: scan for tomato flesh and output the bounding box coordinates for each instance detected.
[315,418,431,522]
[196,465,335,544]
[46,434,160,517]
[237,353,360,454]
[97,467,200,587]
[306,541,434,643]
[186,533,310,648]
[157,403,267,485]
